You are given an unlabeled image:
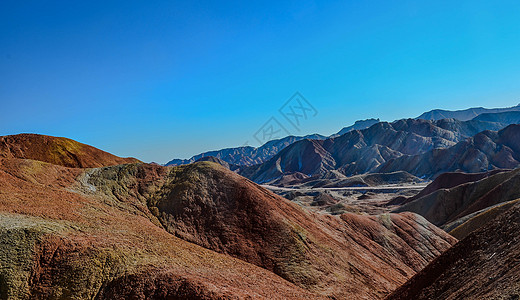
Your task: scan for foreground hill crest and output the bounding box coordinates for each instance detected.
[0,135,456,299]
[0,133,140,168]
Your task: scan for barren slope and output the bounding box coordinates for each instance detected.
[380,124,520,177]
[0,134,459,299]
[0,157,457,299]
[394,168,520,229]
[386,202,520,300]
[136,162,456,298]
[0,158,314,299]
[242,118,513,184]
[0,134,140,168]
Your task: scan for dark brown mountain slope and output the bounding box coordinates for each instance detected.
[448,198,520,239]
[0,133,140,168]
[386,202,520,300]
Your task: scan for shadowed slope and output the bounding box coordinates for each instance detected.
[447,198,520,239]
[392,170,508,206]
[386,202,520,300]
[0,134,140,168]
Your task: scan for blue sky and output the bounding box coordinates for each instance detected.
[2,0,520,163]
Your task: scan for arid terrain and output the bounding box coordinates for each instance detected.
[0,134,457,299]
[5,1,520,298]
[263,182,427,215]
[3,107,520,299]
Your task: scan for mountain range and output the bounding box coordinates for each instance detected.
[239,112,520,184]
[379,123,520,177]
[165,119,381,167]
[165,105,520,187]
[416,103,520,121]
[4,104,520,299]
[166,105,520,170]
[0,133,455,299]
[165,133,326,166]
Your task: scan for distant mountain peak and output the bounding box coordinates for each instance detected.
[416,103,520,121]
[241,112,520,185]
[331,118,380,138]
[165,134,326,167]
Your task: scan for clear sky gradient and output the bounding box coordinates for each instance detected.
[2,0,520,163]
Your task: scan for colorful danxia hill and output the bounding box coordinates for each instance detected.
[3,104,520,300]
[0,134,455,299]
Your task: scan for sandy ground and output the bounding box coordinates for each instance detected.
[262,183,428,215]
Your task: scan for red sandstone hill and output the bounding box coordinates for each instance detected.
[386,202,520,300]
[0,158,315,299]
[0,133,140,168]
[0,135,457,299]
[86,161,457,299]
